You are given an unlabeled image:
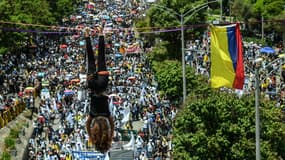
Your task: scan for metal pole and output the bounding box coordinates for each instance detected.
[277,63,281,95]
[255,66,261,160]
[181,15,186,104]
[229,0,232,22]
[277,56,285,95]
[220,0,223,21]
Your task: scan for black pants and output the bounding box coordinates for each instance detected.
[86,35,108,93]
[86,35,107,73]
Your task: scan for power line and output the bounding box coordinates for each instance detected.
[0,19,284,34]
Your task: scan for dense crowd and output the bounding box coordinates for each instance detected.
[0,0,176,160]
[1,0,284,160]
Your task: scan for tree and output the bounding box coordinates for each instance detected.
[137,0,209,60]
[0,0,55,54]
[151,60,184,100]
[254,0,285,44]
[150,47,208,101]
[147,41,171,62]
[231,0,254,36]
[49,0,76,22]
[264,0,285,46]
[173,91,285,159]
[271,11,285,47]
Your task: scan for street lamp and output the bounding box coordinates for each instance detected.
[254,53,285,160]
[148,0,220,103]
[254,57,262,160]
[260,54,285,84]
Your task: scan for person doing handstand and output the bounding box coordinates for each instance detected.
[84,27,114,153]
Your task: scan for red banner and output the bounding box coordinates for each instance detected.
[126,44,141,54]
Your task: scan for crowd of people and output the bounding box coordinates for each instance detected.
[2,0,284,160]
[0,0,176,159]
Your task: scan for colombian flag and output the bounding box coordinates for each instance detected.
[210,23,244,89]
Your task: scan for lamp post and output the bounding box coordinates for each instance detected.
[254,54,285,160]
[254,57,262,160]
[258,54,285,98]
[260,54,285,83]
[149,0,220,103]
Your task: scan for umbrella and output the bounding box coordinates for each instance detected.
[115,53,123,58]
[260,47,275,54]
[64,90,75,96]
[87,4,94,9]
[93,17,100,21]
[127,76,136,80]
[79,41,85,46]
[116,17,123,22]
[60,44,68,49]
[81,11,87,15]
[41,88,49,92]
[24,87,35,93]
[102,15,110,19]
[114,43,120,47]
[71,79,80,83]
[37,72,45,77]
[18,92,24,97]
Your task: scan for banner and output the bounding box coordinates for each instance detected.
[126,43,141,54]
[72,151,107,160]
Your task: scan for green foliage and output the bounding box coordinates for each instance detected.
[231,0,254,21]
[136,0,209,60]
[147,41,170,62]
[51,0,76,22]
[0,0,55,53]
[3,127,22,151]
[151,60,182,100]
[0,0,77,54]
[227,0,285,44]
[0,151,11,160]
[243,37,266,46]
[0,0,55,31]
[0,48,7,55]
[150,55,208,102]
[4,137,15,150]
[253,0,285,18]
[9,128,20,139]
[173,91,285,159]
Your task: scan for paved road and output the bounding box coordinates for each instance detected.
[110,150,134,160]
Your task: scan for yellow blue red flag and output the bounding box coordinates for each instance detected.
[210,23,244,89]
